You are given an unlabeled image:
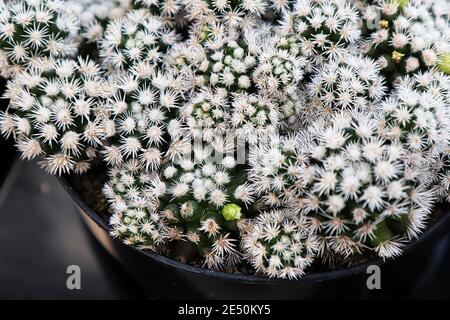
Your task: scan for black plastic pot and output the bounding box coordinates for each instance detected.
[0,138,15,189]
[0,79,16,189]
[59,175,450,299]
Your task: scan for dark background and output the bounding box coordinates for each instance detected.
[1,153,450,299]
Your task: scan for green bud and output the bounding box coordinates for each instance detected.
[438,53,450,75]
[221,203,242,221]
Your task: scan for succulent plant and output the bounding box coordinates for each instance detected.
[168,25,306,141]
[102,67,186,169]
[106,142,253,270]
[0,0,80,78]
[398,70,450,201]
[181,0,268,29]
[98,9,187,169]
[99,9,179,71]
[297,112,436,260]
[157,143,256,269]
[248,133,307,209]
[361,0,450,82]
[66,0,131,44]
[378,79,450,166]
[280,0,361,69]
[180,87,229,141]
[230,92,282,143]
[438,52,450,75]
[103,159,170,249]
[170,24,306,94]
[242,209,318,279]
[253,34,306,97]
[0,57,110,175]
[306,54,386,119]
[0,0,449,280]
[168,27,259,92]
[249,111,439,261]
[132,0,179,14]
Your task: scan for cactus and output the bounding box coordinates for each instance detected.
[0,0,80,78]
[297,112,436,260]
[131,0,187,30]
[66,0,131,43]
[253,35,305,97]
[168,26,306,141]
[249,111,439,261]
[156,143,254,269]
[378,79,450,166]
[103,159,169,249]
[167,27,260,93]
[102,67,186,169]
[180,0,268,29]
[400,69,450,99]
[132,0,180,15]
[99,10,179,71]
[438,52,450,75]
[230,92,282,143]
[398,70,450,201]
[242,209,318,279]
[280,0,361,69]
[361,0,450,82]
[306,54,386,118]
[99,10,186,169]
[169,24,306,96]
[0,57,110,175]
[105,143,254,270]
[180,88,229,141]
[248,133,308,209]
[0,0,448,279]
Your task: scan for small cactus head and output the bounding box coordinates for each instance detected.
[103,160,169,250]
[280,0,361,68]
[242,209,318,279]
[0,0,80,78]
[99,10,179,70]
[0,58,110,175]
[297,112,436,261]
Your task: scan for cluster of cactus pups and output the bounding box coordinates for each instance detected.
[0,0,449,279]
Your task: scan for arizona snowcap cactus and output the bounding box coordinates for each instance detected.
[104,159,169,249]
[0,0,450,279]
[361,0,450,81]
[0,57,111,174]
[302,53,387,125]
[243,209,318,279]
[0,0,80,78]
[280,0,361,69]
[298,112,436,261]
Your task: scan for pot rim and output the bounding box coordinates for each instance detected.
[59,175,450,284]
